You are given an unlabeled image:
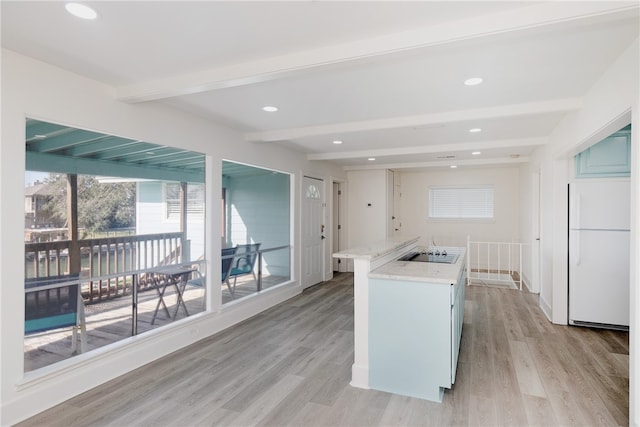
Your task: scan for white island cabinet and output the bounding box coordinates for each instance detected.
[368,247,466,402]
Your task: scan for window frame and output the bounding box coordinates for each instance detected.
[164,182,205,221]
[428,185,495,222]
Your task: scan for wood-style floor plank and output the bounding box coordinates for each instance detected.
[509,340,547,398]
[522,394,559,427]
[18,274,629,427]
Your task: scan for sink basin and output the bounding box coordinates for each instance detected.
[398,251,459,264]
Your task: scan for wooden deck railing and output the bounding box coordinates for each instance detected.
[25,232,185,302]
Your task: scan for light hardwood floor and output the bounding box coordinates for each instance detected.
[18,273,629,426]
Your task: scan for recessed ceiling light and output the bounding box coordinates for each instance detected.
[464,77,483,86]
[472,151,481,155]
[33,134,47,140]
[333,140,343,145]
[262,106,278,112]
[65,3,98,20]
[469,128,482,133]
[368,157,376,161]
[450,165,458,169]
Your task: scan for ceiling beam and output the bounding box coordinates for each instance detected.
[26,152,204,183]
[114,2,637,103]
[27,130,109,152]
[95,142,166,160]
[247,99,581,143]
[308,137,547,161]
[344,156,530,171]
[25,121,73,141]
[65,137,139,157]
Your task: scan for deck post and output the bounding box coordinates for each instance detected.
[180,182,189,262]
[67,174,81,275]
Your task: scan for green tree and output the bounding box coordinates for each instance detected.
[43,174,136,234]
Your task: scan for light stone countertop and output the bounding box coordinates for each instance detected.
[369,246,466,284]
[332,236,419,260]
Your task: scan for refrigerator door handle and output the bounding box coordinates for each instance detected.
[575,193,581,230]
[575,232,581,266]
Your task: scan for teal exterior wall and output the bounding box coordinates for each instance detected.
[226,173,291,277]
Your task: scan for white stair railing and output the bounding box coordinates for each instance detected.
[466,236,525,290]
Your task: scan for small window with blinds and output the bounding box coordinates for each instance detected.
[429,186,494,220]
[165,183,205,220]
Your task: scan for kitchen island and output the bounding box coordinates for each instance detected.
[333,236,420,390]
[369,246,466,402]
[333,237,466,402]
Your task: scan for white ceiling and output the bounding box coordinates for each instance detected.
[2,1,638,170]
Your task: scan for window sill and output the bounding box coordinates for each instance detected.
[427,217,495,224]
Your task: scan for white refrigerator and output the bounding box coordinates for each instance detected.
[569,180,630,329]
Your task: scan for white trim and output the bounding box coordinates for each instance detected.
[539,294,553,322]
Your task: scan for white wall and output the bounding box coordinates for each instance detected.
[527,37,638,425]
[0,49,345,425]
[631,84,640,427]
[346,170,388,248]
[518,166,537,292]
[399,166,521,248]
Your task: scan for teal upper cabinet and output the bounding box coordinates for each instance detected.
[575,126,631,178]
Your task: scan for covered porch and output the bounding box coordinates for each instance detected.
[24,119,292,372]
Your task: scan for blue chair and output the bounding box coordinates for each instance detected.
[221,247,237,298]
[25,274,87,353]
[227,243,261,298]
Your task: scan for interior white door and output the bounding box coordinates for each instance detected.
[302,176,324,288]
[332,182,341,272]
[386,170,394,237]
[393,175,402,234]
[532,171,541,293]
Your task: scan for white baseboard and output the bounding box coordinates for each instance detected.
[539,295,552,322]
[350,364,370,389]
[521,273,532,292]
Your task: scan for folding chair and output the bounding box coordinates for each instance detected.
[227,243,261,298]
[25,274,87,353]
[222,247,238,298]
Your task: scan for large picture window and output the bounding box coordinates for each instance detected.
[221,160,291,304]
[24,118,207,372]
[429,186,494,220]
